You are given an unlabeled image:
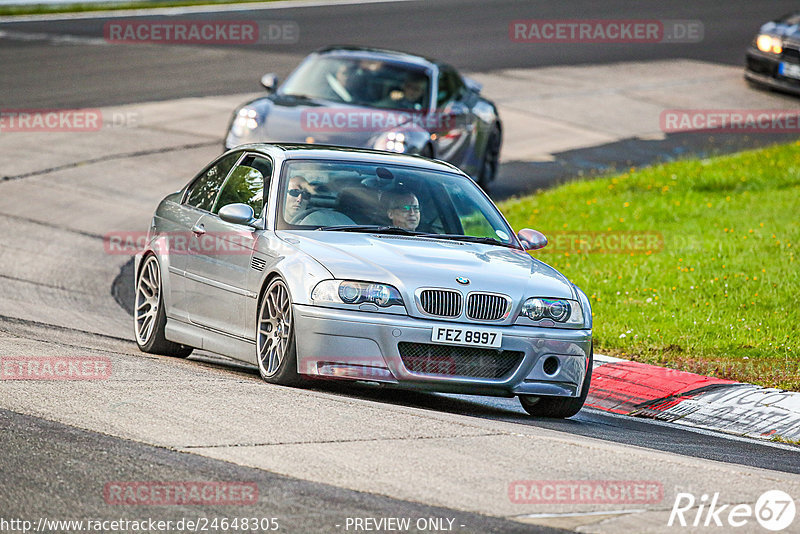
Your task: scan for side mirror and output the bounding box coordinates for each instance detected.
[260,73,279,93]
[219,203,256,226]
[462,75,483,94]
[518,228,547,251]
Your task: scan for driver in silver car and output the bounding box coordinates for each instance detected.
[284,175,313,222]
[286,175,355,226]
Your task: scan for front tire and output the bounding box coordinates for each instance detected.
[134,254,192,357]
[519,348,592,418]
[477,123,501,190]
[256,278,302,385]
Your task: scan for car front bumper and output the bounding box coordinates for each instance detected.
[745,48,800,96]
[292,304,592,398]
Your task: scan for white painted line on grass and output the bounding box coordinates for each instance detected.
[0,0,420,23]
[0,29,108,44]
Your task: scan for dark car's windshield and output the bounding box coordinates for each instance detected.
[280,55,431,111]
[276,160,516,247]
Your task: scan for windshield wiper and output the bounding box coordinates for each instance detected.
[318,225,427,236]
[421,233,518,248]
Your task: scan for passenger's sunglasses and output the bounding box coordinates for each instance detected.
[393,205,420,213]
[288,188,310,198]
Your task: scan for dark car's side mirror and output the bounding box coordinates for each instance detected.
[260,73,279,93]
[518,228,547,251]
[219,203,256,226]
[462,75,483,95]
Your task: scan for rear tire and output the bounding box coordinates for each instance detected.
[134,254,193,358]
[519,348,592,418]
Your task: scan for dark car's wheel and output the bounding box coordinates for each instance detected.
[134,254,193,357]
[256,278,302,385]
[519,348,593,418]
[477,123,501,190]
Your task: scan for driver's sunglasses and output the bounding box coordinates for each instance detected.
[393,204,420,213]
[288,188,310,198]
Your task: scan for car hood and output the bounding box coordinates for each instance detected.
[278,230,575,303]
[240,94,423,147]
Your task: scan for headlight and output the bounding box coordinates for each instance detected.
[312,280,404,308]
[373,131,407,153]
[230,107,259,137]
[519,298,584,327]
[756,34,782,54]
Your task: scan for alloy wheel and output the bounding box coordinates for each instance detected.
[257,279,293,378]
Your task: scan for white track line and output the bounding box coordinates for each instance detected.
[583,407,800,452]
[516,509,648,519]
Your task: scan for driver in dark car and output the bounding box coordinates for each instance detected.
[327,61,382,103]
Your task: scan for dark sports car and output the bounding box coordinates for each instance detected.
[745,12,800,96]
[225,46,502,188]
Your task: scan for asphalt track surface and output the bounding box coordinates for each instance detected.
[0,0,799,107]
[0,408,561,534]
[2,1,800,531]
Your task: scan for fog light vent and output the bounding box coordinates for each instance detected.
[542,356,560,376]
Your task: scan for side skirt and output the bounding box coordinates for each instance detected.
[165,317,257,365]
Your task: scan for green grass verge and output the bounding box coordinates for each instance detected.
[499,141,800,390]
[0,0,280,17]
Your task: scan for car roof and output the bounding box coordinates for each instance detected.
[233,143,464,174]
[314,45,437,70]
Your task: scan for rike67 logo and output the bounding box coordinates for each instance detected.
[669,490,796,531]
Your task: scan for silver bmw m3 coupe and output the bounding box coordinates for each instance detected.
[134,144,593,417]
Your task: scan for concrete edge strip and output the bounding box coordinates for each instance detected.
[587,356,800,442]
[1,140,219,182]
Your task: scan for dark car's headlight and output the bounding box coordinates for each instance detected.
[517,298,584,328]
[230,107,260,137]
[373,131,407,153]
[312,280,404,309]
[756,34,782,55]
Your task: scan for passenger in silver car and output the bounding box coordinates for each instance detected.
[383,186,421,231]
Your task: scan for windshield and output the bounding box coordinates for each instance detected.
[280,55,431,111]
[276,160,517,247]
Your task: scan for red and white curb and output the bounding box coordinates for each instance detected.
[587,354,800,442]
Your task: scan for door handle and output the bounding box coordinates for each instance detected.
[191,223,206,235]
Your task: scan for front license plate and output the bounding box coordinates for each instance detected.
[431,326,502,348]
[779,62,800,80]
